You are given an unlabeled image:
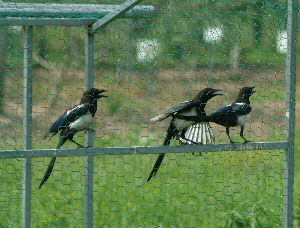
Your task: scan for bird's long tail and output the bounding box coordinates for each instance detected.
[43,131,56,140]
[38,157,56,189]
[39,137,65,189]
[147,128,173,182]
[179,122,215,145]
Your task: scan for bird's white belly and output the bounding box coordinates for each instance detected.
[69,113,94,131]
[174,108,197,131]
[237,115,247,127]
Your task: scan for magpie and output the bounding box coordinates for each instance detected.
[177,86,256,144]
[147,88,222,181]
[39,88,107,189]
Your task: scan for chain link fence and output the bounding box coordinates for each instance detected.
[0,0,297,227]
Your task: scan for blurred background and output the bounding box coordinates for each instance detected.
[0,0,298,226]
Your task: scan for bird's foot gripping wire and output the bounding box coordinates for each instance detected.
[179,137,203,156]
[230,140,237,144]
[186,140,203,156]
[243,139,253,144]
[69,139,85,148]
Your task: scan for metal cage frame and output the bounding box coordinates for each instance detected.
[0,0,297,227]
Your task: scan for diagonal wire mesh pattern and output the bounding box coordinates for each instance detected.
[0,0,297,227]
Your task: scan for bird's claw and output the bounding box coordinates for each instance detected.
[243,140,253,144]
[230,140,236,144]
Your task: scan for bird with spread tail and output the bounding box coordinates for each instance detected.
[147,88,222,181]
[177,86,255,144]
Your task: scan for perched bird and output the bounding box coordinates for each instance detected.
[39,88,107,189]
[147,88,222,181]
[177,86,256,144]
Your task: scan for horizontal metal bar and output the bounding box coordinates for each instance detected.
[0,3,154,19]
[1,3,147,10]
[0,142,288,159]
[0,18,97,26]
[92,0,143,33]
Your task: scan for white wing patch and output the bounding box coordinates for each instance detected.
[67,104,85,116]
[173,107,197,131]
[69,112,94,131]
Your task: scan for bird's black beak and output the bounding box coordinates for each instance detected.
[212,89,223,97]
[251,86,256,94]
[96,89,108,98]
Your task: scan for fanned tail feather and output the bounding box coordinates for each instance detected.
[179,122,215,145]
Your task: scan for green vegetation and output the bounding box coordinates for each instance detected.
[0,131,285,227]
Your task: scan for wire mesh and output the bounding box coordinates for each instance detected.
[0,0,295,227]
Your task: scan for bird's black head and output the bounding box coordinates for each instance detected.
[235,86,256,104]
[81,88,107,103]
[194,88,222,103]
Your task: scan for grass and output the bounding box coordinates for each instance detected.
[0,129,285,227]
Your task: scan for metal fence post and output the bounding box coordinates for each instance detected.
[22,25,33,228]
[284,0,298,227]
[84,26,94,228]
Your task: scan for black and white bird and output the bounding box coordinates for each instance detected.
[39,88,107,189]
[177,86,256,144]
[147,88,222,181]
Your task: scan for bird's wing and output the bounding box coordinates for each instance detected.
[231,103,252,115]
[48,104,90,134]
[150,100,195,122]
[210,103,251,118]
[210,105,235,118]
